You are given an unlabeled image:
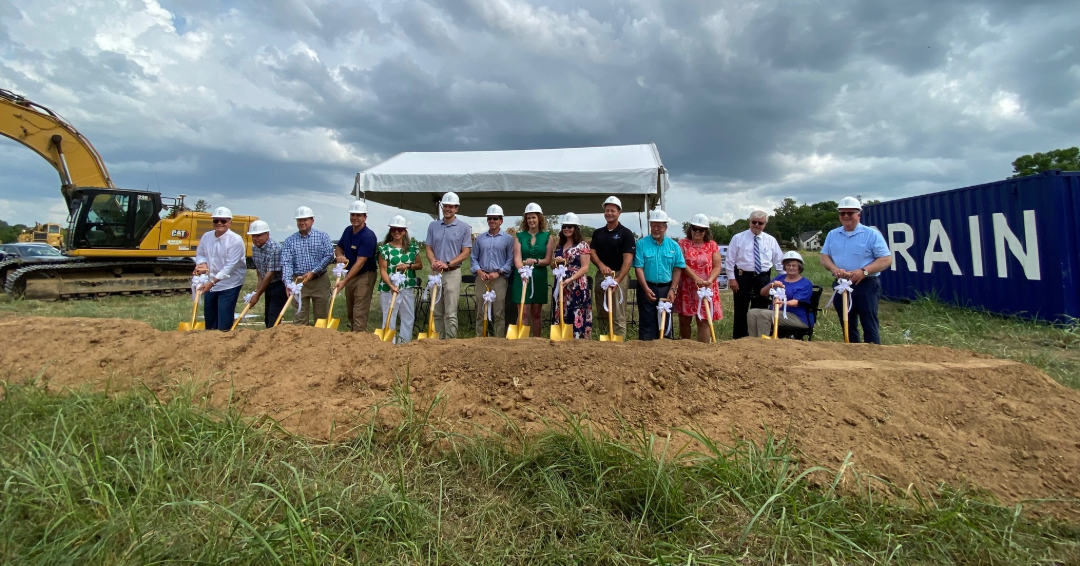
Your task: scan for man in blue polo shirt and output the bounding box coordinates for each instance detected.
[334,200,379,332]
[819,197,893,344]
[633,207,685,341]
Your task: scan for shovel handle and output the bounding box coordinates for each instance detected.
[382,291,398,334]
[772,299,780,339]
[607,285,616,340]
[704,300,717,343]
[189,288,202,327]
[517,279,528,325]
[842,290,850,343]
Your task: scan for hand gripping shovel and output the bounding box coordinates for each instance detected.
[230,292,255,331]
[598,283,623,342]
[550,265,573,341]
[316,263,347,329]
[506,274,531,340]
[374,290,398,342]
[273,278,303,328]
[417,273,441,341]
[179,274,208,331]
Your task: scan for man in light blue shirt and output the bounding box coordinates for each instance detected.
[470,204,514,337]
[425,192,472,338]
[820,197,893,344]
[633,208,685,340]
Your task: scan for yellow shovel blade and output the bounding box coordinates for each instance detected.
[327,318,339,330]
[314,318,328,328]
[549,322,569,341]
[761,334,774,339]
[314,317,340,329]
[374,328,396,342]
[506,324,529,340]
[417,330,439,340]
[178,322,205,331]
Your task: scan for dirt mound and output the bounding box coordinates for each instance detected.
[4,316,1080,510]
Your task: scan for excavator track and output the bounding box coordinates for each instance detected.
[3,258,196,300]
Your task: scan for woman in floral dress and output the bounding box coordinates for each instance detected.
[675,214,722,342]
[551,213,592,339]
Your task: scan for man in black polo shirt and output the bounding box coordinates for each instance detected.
[590,196,636,339]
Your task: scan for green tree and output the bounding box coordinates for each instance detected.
[194,199,211,213]
[1011,147,1080,178]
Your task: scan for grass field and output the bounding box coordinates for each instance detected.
[3,251,1078,389]
[2,251,1080,563]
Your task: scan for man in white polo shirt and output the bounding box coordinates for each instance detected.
[194,207,247,331]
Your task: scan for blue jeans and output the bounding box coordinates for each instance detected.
[638,281,673,341]
[833,276,882,344]
[263,280,287,328]
[204,285,242,331]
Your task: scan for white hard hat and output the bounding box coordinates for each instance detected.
[648,207,670,223]
[837,196,862,210]
[211,206,233,219]
[782,250,804,264]
[246,220,270,235]
[441,192,461,206]
[486,204,504,217]
[603,196,622,210]
[388,215,408,228]
[561,212,581,226]
[689,213,710,228]
[523,202,543,215]
[348,200,368,214]
[294,206,314,219]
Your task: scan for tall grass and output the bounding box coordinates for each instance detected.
[2,379,1077,565]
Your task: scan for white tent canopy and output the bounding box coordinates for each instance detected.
[353,144,668,218]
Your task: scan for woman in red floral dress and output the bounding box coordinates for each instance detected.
[551,214,593,339]
[676,214,722,342]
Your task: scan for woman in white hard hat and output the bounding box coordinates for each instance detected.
[552,212,593,339]
[676,213,723,342]
[747,251,814,337]
[377,215,423,343]
[193,207,247,331]
[512,203,554,338]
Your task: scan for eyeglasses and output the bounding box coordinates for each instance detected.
[562,225,576,230]
[487,217,502,222]
[838,211,858,217]
[390,227,406,233]
[690,226,707,232]
[750,221,766,226]
[212,219,229,225]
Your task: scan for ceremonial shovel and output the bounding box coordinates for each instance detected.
[416,277,440,341]
[506,282,530,340]
[549,263,573,341]
[760,299,781,339]
[657,299,670,341]
[703,300,718,343]
[481,281,492,337]
[273,278,303,328]
[316,264,346,329]
[178,287,206,331]
[230,293,255,331]
[842,289,850,343]
[598,284,623,342]
[374,290,398,342]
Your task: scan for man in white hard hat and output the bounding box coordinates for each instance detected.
[470,204,514,337]
[246,220,287,328]
[633,207,685,340]
[281,206,335,325]
[333,201,379,332]
[193,207,247,331]
[425,192,472,338]
[589,196,636,339]
[724,210,784,339]
[820,197,892,344]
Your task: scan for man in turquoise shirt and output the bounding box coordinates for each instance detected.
[820,197,893,344]
[633,208,685,340]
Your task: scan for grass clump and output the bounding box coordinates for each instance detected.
[2,381,1077,565]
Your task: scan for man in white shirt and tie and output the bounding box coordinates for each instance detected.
[724,210,784,339]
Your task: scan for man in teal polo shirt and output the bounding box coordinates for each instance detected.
[633,207,685,340]
[820,196,892,344]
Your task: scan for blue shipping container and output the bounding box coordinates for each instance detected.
[861,171,1080,322]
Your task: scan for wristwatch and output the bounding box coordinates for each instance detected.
[862,269,869,276]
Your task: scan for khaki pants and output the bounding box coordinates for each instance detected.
[344,270,377,332]
[474,276,508,338]
[748,307,808,337]
[293,273,331,326]
[434,268,462,339]
[593,275,629,338]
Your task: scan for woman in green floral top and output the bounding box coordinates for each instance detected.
[377,216,423,343]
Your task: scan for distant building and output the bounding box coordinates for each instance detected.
[791,229,822,251]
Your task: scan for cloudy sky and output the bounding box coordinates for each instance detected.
[1,0,1077,236]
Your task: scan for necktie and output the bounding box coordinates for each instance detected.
[754,235,762,273]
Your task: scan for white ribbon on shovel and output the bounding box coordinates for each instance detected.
[191,274,209,301]
[769,285,788,319]
[657,300,673,337]
[243,291,255,304]
[825,278,854,313]
[424,272,442,304]
[332,262,347,279]
[518,265,535,299]
[482,289,497,321]
[601,275,623,312]
[390,272,408,306]
[286,280,303,303]
[696,286,714,320]
[551,265,568,300]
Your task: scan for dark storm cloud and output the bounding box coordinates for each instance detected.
[47,49,155,95]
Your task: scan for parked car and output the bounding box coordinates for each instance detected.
[0,243,67,262]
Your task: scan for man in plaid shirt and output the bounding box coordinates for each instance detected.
[246,220,287,328]
[282,206,335,325]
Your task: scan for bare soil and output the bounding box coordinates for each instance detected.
[3,316,1080,513]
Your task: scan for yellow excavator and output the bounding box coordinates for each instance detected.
[0,87,259,299]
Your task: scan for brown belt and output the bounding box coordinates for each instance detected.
[443,265,460,272]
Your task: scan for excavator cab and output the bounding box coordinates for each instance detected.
[67,188,162,250]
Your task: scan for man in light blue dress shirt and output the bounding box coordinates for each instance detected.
[820,197,893,344]
[470,204,514,337]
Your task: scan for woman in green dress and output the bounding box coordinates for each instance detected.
[377,215,422,343]
[512,202,554,338]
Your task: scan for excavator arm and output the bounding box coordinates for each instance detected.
[0,88,114,207]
